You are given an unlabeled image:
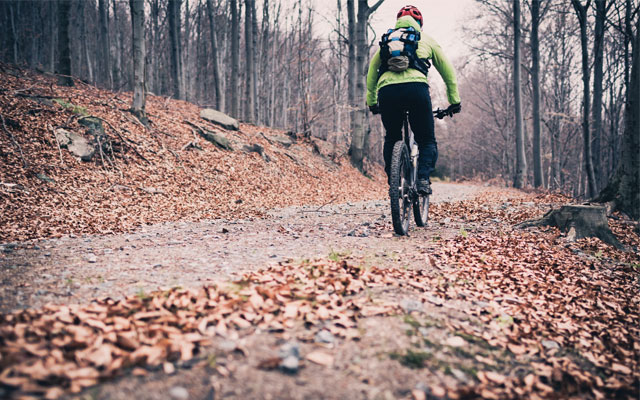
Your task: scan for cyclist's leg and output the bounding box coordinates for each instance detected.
[406,83,436,181]
[378,84,406,181]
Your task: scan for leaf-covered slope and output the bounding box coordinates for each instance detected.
[0,64,385,242]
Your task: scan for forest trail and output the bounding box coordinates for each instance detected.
[0,182,481,312]
[1,182,637,400]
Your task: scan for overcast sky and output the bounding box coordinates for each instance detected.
[312,0,479,61]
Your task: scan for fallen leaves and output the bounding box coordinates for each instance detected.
[0,260,401,398]
[305,351,334,367]
[445,336,467,348]
[0,66,386,242]
[424,197,639,400]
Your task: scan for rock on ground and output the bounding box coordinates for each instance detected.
[200,108,239,131]
[55,128,95,161]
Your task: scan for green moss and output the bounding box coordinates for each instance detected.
[456,332,495,350]
[423,338,439,348]
[135,287,149,300]
[389,349,432,369]
[457,364,479,378]
[403,314,422,329]
[54,98,89,116]
[451,346,475,359]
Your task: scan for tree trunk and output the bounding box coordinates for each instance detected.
[56,0,73,86]
[244,0,255,123]
[572,0,597,198]
[347,0,356,158]
[168,0,183,100]
[259,0,271,125]
[348,0,384,171]
[49,0,56,73]
[251,0,259,123]
[8,2,17,64]
[349,0,367,170]
[592,0,607,189]
[530,0,543,187]
[112,0,122,90]
[78,0,93,83]
[148,0,159,94]
[206,0,222,111]
[597,10,640,220]
[184,0,191,101]
[230,0,240,117]
[98,0,111,87]
[513,0,527,188]
[129,0,146,124]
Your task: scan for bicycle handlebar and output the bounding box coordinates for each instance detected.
[433,107,454,120]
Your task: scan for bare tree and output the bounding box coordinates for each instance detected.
[168,0,184,100]
[349,0,384,171]
[530,0,543,187]
[244,0,255,122]
[230,0,240,117]
[592,0,612,188]
[513,0,526,188]
[112,0,122,90]
[56,0,73,87]
[78,0,93,84]
[571,0,598,197]
[98,0,111,87]
[206,0,223,111]
[597,2,640,221]
[129,0,146,123]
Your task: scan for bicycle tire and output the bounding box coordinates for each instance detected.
[413,192,429,227]
[389,141,411,235]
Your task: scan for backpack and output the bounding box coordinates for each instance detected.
[378,26,431,77]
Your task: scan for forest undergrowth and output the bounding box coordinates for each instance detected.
[0,63,385,242]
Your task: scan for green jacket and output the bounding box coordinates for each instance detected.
[366,16,461,107]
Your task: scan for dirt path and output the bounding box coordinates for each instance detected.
[1,182,637,400]
[0,182,481,313]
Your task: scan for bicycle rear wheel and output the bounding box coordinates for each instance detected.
[389,141,411,235]
[413,192,429,227]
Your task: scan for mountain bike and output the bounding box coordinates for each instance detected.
[389,107,455,235]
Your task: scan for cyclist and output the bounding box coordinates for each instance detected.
[367,5,461,195]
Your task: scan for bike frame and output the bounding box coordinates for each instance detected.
[403,111,419,194]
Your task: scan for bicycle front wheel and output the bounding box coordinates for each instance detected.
[389,141,411,235]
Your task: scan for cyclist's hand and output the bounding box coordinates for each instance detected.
[369,104,380,115]
[448,103,461,115]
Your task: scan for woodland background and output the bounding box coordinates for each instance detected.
[0,0,638,203]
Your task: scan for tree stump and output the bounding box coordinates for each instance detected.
[517,205,624,249]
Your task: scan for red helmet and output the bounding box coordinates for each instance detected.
[397,5,423,27]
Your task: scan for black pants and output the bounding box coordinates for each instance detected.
[378,82,437,180]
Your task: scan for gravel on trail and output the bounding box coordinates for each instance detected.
[0,182,482,312]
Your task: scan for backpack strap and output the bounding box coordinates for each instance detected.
[377,27,431,78]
